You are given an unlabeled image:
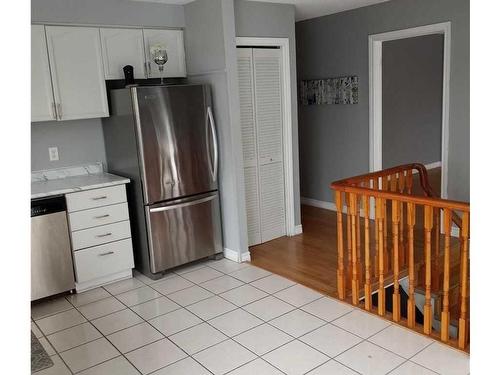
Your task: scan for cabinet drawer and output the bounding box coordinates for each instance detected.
[71,221,131,250]
[73,238,134,283]
[66,185,126,212]
[68,203,129,231]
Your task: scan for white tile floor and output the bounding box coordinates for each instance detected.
[31,259,470,375]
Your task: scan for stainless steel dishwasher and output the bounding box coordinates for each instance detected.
[31,196,75,301]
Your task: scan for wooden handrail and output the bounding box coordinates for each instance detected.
[330,163,470,351]
[331,163,466,229]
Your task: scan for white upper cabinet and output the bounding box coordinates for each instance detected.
[31,25,56,122]
[100,28,147,80]
[143,29,186,78]
[45,26,109,120]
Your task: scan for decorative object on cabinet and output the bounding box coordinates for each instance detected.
[299,76,359,105]
[150,44,168,84]
[143,29,186,78]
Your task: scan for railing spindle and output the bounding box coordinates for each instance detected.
[382,176,389,272]
[391,199,401,322]
[405,169,413,195]
[356,197,362,288]
[376,197,386,316]
[349,193,360,305]
[398,175,406,266]
[335,191,345,300]
[458,212,470,349]
[432,208,441,290]
[441,208,452,342]
[363,195,371,311]
[423,205,433,334]
[347,200,352,288]
[407,202,416,328]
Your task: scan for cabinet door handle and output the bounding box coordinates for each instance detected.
[148,61,151,77]
[92,196,108,200]
[98,251,114,256]
[56,103,62,119]
[51,103,57,120]
[96,232,112,238]
[94,214,110,219]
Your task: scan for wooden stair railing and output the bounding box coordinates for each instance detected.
[331,163,470,351]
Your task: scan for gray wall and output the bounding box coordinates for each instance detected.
[296,0,469,202]
[31,119,106,171]
[382,34,443,168]
[31,0,185,27]
[234,0,301,225]
[185,0,249,256]
[31,0,186,172]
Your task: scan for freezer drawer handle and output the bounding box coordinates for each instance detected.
[95,232,112,238]
[150,195,216,213]
[98,251,115,256]
[92,196,108,200]
[94,214,110,219]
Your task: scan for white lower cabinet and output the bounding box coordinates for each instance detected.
[73,239,134,284]
[65,184,135,292]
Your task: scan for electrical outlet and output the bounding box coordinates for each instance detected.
[48,147,59,161]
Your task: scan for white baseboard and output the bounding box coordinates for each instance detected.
[75,269,132,293]
[301,197,336,211]
[224,247,251,263]
[301,196,365,216]
[294,224,303,235]
[241,251,251,262]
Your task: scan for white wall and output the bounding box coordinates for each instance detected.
[185,0,248,259]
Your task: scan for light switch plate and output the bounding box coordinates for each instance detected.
[49,147,59,161]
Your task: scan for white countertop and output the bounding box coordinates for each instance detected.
[31,171,130,199]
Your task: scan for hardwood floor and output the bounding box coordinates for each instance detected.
[251,204,338,296]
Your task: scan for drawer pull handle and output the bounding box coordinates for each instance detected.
[92,196,108,200]
[94,214,110,219]
[96,232,112,238]
[98,251,115,256]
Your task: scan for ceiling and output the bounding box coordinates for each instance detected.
[130,0,391,21]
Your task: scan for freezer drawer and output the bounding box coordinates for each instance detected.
[146,192,222,273]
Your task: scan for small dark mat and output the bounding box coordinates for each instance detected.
[31,331,53,373]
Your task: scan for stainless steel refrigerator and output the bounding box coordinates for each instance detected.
[103,84,222,278]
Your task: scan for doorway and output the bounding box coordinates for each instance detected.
[369,22,451,199]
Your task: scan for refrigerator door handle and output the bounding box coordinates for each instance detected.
[207,106,219,181]
[149,194,217,213]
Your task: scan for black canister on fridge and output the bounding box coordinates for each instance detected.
[123,65,136,86]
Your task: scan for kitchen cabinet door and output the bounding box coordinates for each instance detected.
[45,26,109,120]
[143,29,186,78]
[31,25,56,122]
[100,28,147,80]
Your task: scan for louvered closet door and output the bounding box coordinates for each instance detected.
[238,47,285,246]
[237,48,262,246]
[253,48,285,242]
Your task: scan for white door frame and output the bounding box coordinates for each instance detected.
[369,22,451,199]
[236,37,296,237]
